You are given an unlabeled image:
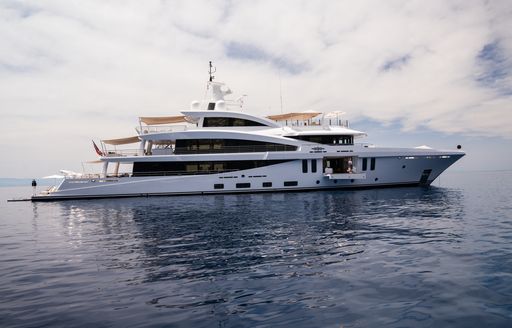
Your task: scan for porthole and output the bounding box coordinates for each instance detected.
[351,179,354,183]
[334,180,338,184]
[316,180,320,184]
[402,165,406,169]
[375,178,379,181]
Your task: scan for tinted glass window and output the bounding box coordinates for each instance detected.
[203,117,267,127]
[236,183,251,188]
[262,182,272,187]
[284,181,298,186]
[175,139,297,154]
[302,159,308,173]
[133,160,291,177]
[362,158,367,171]
[311,159,317,173]
[370,157,376,171]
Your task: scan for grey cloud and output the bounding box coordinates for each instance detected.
[381,54,411,72]
[225,41,309,75]
[475,40,512,95]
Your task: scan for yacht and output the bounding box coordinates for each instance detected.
[32,66,465,201]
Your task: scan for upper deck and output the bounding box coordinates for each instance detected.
[97,77,368,158]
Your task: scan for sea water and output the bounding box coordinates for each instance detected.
[1,171,511,327]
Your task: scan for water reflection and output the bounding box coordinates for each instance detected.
[46,186,464,284]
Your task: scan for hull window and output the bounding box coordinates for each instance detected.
[284,181,298,186]
[311,159,317,173]
[302,159,308,173]
[133,160,292,177]
[236,183,251,188]
[362,158,367,171]
[214,184,224,189]
[262,182,272,187]
[370,157,376,171]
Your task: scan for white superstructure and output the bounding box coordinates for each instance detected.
[33,70,465,201]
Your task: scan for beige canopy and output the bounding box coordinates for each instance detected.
[139,115,187,125]
[267,112,322,121]
[101,136,140,145]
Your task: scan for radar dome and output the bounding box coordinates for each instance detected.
[190,100,201,110]
[215,100,226,110]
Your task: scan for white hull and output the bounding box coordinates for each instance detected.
[33,151,463,201]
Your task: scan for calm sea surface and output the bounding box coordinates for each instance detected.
[1,171,511,327]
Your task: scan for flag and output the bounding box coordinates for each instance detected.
[92,140,103,156]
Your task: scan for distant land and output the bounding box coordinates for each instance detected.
[0,178,59,187]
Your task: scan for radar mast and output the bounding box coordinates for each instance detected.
[208,61,216,82]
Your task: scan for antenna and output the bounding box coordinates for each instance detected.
[208,61,216,82]
[279,70,283,114]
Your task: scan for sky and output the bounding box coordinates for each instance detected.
[1,0,512,178]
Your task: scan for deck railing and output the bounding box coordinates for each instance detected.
[137,125,188,134]
[131,169,239,177]
[103,149,142,157]
[174,144,297,154]
[67,169,241,179]
[278,119,350,128]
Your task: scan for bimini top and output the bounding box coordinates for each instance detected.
[101,136,140,145]
[139,115,188,125]
[267,112,321,121]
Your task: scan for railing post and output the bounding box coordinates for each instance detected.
[102,161,108,178]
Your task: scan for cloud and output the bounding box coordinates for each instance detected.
[381,54,412,72]
[475,40,512,94]
[225,41,308,74]
[1,0,512,176]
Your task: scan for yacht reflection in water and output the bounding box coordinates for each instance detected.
[46,186,464,284]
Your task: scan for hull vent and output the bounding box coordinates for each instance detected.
[419,169,432,185]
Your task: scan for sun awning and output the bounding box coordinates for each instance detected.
[323,111,346,118]
[101,136,140,145]
[267,112,322,121]
[139,115,188,125]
